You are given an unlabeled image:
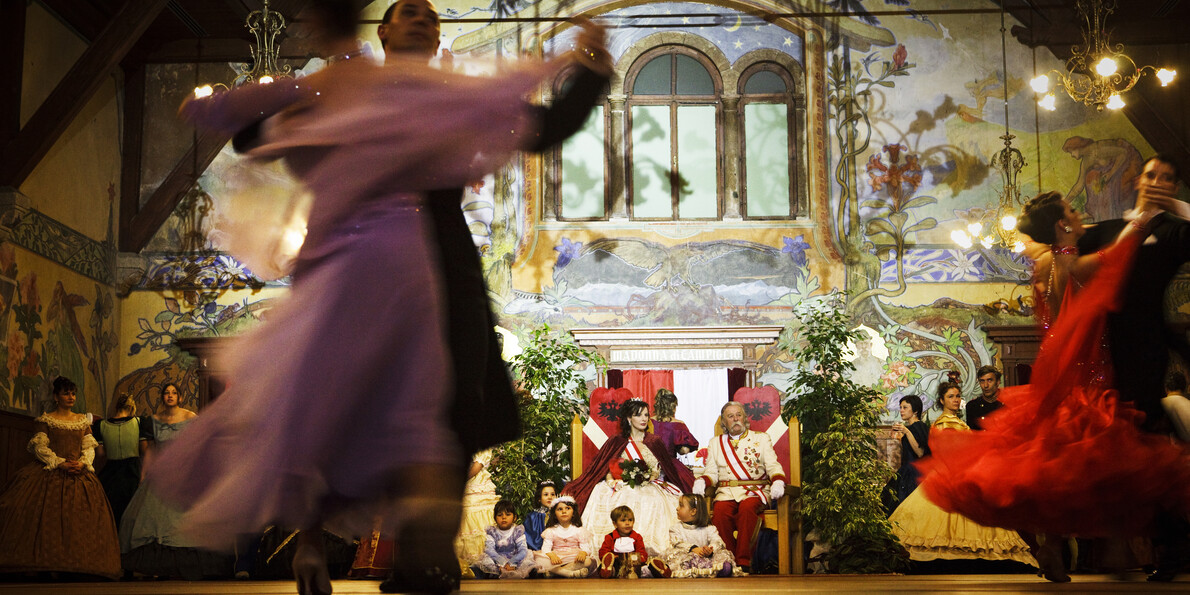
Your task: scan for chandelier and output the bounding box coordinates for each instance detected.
[235,0,292,85]
[952,8,1027,254]
[1029,0,1174,111]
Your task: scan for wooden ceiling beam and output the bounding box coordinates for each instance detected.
[1011,19,1190,49]
[0,0,169,188]
[1122,92,1190,188]
[37,0,111,42]
[0,0,26,144]
[120,129,229,252]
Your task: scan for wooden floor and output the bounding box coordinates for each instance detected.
[0,574,1187,594]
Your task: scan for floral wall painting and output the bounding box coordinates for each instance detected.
[117,287,281,416]
[0,242,119,417]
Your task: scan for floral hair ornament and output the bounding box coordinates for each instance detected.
[552,495,577,507]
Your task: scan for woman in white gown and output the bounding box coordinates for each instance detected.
[563,400,694,553]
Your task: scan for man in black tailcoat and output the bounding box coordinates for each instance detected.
[1077,154,1190,581]
[374,1,611,591]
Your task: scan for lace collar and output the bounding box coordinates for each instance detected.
[37,413,91,430]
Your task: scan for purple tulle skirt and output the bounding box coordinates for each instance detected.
[146,198,459,547]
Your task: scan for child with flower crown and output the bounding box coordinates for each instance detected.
[532,495,596,577]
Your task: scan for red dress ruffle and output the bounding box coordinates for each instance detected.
[920,233,1190,537]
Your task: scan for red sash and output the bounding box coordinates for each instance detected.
[717,434,768,504]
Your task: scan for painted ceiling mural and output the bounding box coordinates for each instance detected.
[117,0,1171,423]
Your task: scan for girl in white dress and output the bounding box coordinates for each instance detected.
[663,493,736,578]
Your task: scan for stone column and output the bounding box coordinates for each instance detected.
[721,94,742,220]
[607,94,628,220]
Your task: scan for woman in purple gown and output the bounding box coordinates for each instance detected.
[650,389,698,460]
[145,2,610,594]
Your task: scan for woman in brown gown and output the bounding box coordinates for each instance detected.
[0,376,120,579]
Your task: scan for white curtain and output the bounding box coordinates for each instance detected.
[672,368,729,454]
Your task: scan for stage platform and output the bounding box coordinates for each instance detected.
[0,574,1186,594]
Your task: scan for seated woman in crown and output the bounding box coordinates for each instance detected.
[563,399,694,553]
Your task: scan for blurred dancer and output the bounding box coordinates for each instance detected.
[147,1,610,594]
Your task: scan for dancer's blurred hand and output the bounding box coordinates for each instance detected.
[571,17,612,77]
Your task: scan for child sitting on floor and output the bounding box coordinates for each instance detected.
[471,499,535,579]
[533,495,596,577]
[662,493,736,578]
[525,480,556,551]
[598,505,670,578]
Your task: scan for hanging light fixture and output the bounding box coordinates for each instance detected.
[236,0,291,85]
[953,8,1027,254]
[194,0,292,98]
[1030,0,1175,111]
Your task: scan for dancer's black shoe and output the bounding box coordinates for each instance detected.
[379,566,459,595]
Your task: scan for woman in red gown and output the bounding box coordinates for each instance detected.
[920,192,1190,574]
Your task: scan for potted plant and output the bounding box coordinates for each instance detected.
[490,324,605,517]
[781,294,909,573]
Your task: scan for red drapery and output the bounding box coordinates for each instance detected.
[620,369,674,411]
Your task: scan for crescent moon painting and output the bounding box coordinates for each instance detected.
[724,15,741,32]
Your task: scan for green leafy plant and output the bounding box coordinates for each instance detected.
[490,324,605,518]
[781,295,909,574]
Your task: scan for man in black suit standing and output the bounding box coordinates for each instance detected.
[1077,154,1190,581]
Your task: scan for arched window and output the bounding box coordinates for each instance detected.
[556,73,610,220]
[739,62,799,219]
[625,47,722,220]
[552,41,805,223]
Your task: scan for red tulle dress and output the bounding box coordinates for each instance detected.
[920,233,1190,537]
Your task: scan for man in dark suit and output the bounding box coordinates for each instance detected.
[1077,155,1190,432]
[375,1,610,591]
[1077,154,1190,581]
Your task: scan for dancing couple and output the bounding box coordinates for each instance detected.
[922,155,1190,582]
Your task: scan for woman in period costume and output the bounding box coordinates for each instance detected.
[0,377,120,579]
[121,382,232,579]
[651,389,699,460]
[563,399,694,553]
[455,449,501,568]
[888,382,1037,568]
[889,394,929,509]
[94,393,153,526]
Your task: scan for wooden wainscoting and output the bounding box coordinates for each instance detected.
[0,409,37,487]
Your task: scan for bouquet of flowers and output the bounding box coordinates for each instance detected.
[616,458,651,488]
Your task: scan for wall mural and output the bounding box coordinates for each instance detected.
[0,243,118,417]
[453,0,1158,421]
[111,0,1174,427]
